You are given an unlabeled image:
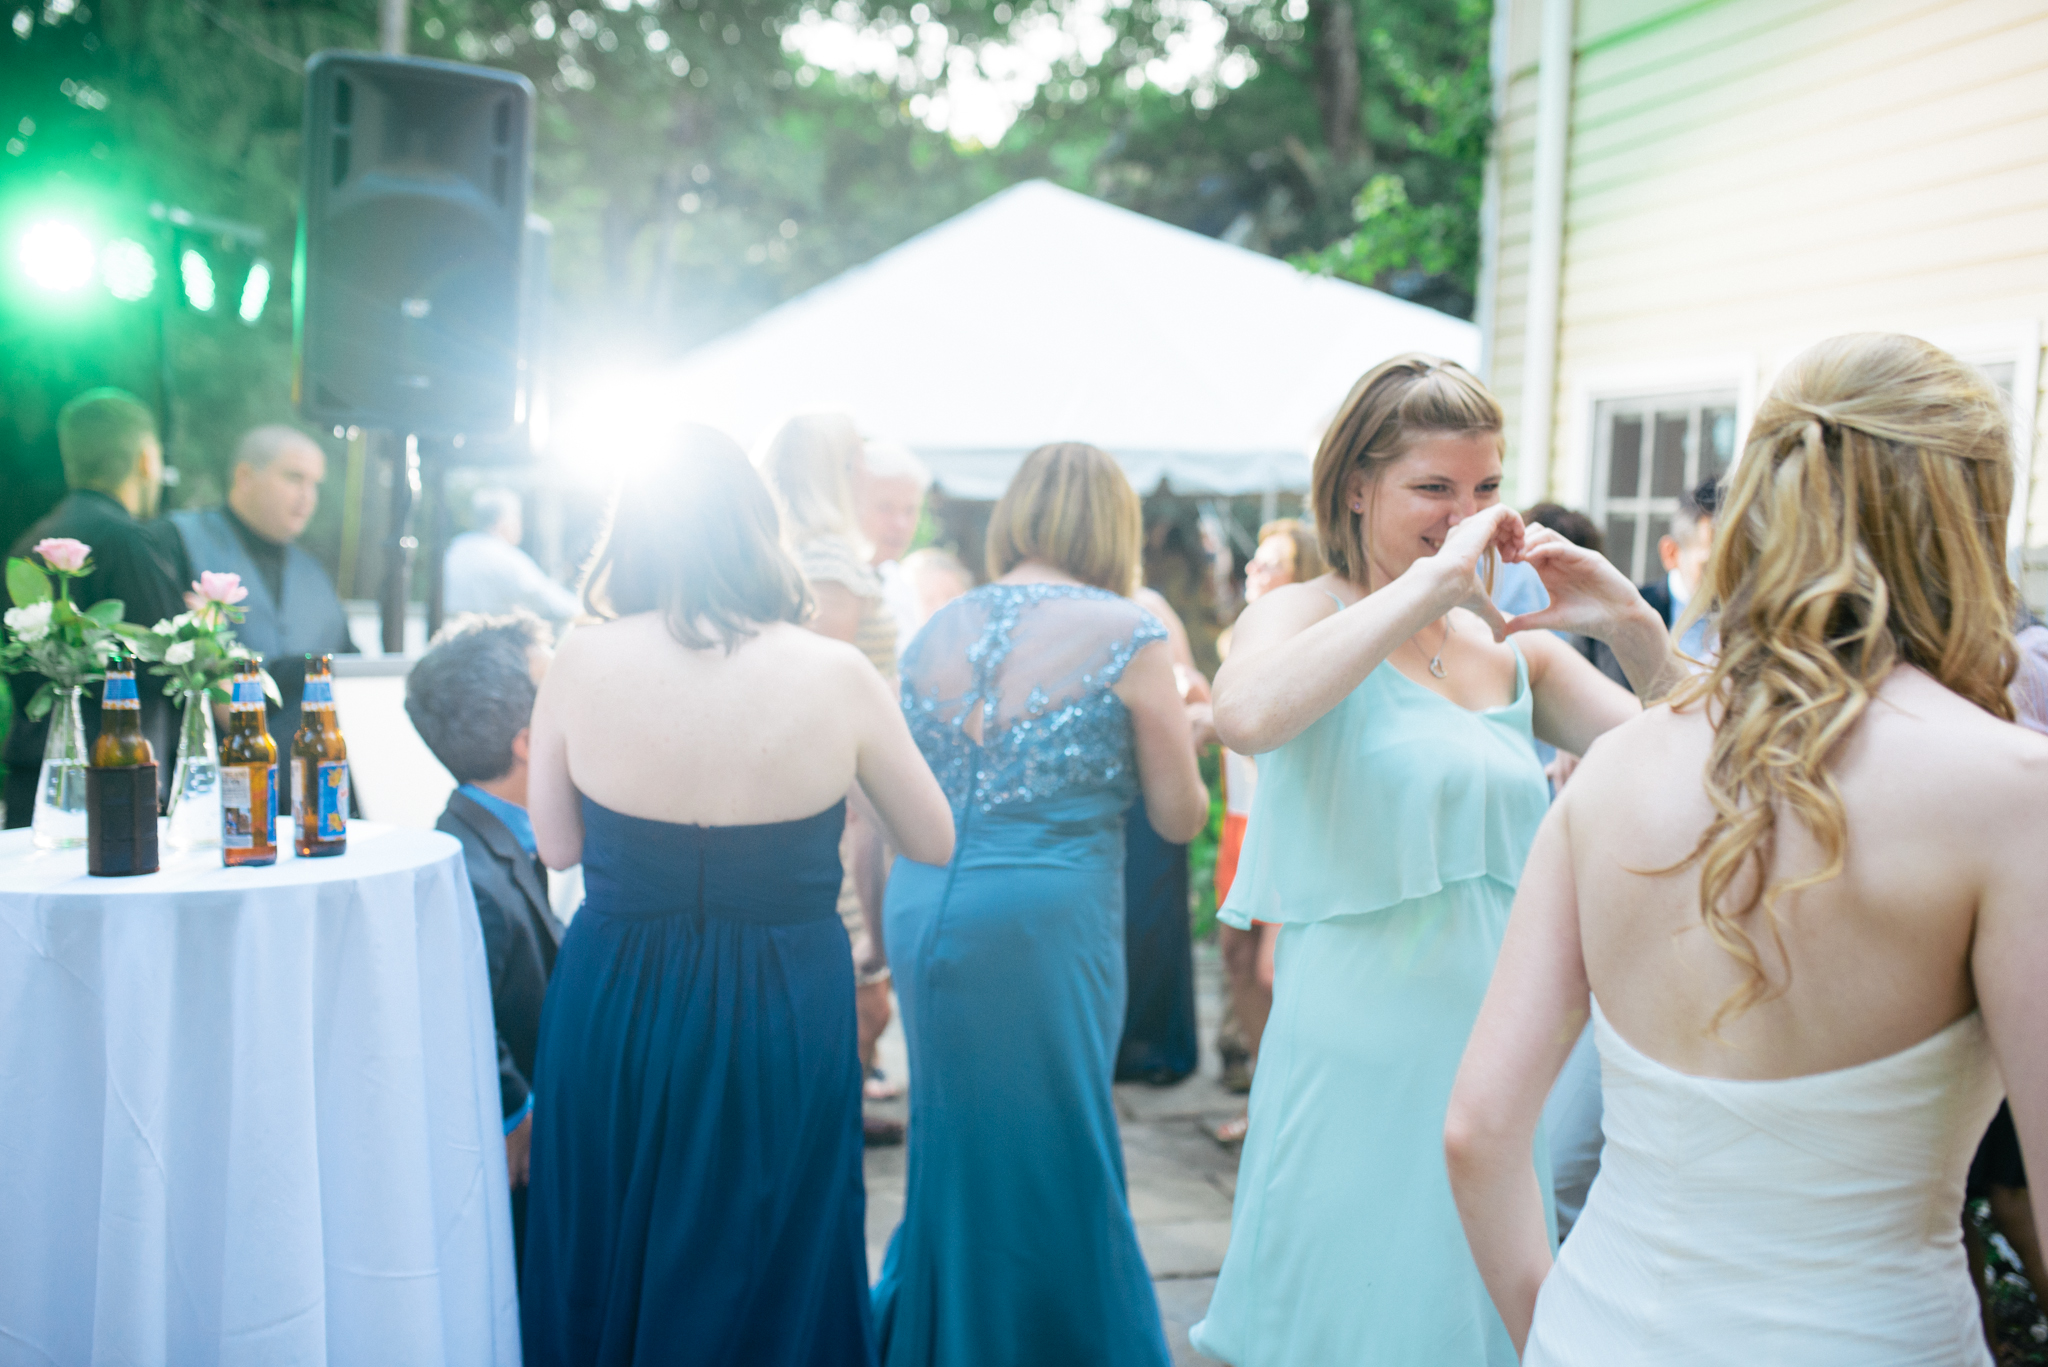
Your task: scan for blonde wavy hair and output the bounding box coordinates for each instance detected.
[757,412,867,551]
[1668,333,2017,1027]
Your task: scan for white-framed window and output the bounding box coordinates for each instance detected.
[1588,391,1740,583]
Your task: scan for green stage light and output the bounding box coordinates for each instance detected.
[101,237,157,301]
[179,247,215,311]
[238,259,271,323]
[18,218,96,293]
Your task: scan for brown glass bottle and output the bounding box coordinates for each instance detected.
[92,656,155,768]
[220,660,278,866]
[291,654,348,857]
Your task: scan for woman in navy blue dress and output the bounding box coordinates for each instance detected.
[520,427,954,1367]
[872,443,1211,1367]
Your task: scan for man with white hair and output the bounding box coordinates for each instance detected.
[855,438,933,657]
[443,487,581,625]
[171,424,355,752]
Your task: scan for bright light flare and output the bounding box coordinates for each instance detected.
[18,218,96,292]
[101,237,157,301]
[238,259,271,322]
[179,247,215,311]
[549,370,688,486]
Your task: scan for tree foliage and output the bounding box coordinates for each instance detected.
[0,0,1490,550]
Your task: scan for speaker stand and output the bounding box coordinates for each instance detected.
[380,432,421,655]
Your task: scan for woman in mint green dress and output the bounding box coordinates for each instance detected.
[1190,355,1683,1367]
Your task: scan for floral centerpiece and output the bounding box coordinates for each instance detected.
[1,539,128,847]
[122,571,280,850]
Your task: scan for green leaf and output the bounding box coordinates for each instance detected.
[84,599,125,626]
[6,559,50,608]
[25,681,53,721]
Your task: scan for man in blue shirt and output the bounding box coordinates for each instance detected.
[403,611,559,1263]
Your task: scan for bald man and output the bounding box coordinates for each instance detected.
[171,426,356,752]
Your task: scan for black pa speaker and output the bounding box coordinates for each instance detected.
[295,52,535,438]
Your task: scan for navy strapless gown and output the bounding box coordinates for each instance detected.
[522,796,875,1367]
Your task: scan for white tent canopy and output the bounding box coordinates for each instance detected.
[664,180,1479,499]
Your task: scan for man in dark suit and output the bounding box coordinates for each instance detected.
[403,611,560,1260]
[5,389,192,821]
[171,426,357,755]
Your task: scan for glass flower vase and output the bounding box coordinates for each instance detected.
[164,689,222,851]
[30,685,89,849]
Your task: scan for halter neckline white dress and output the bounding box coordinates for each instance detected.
[1524,998,2002,1366]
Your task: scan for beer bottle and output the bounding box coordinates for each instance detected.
[92,654,155,768]
[220,660,279,866]
[292,653,349,857]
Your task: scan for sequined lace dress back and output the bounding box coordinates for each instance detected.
[901,583,1161,815]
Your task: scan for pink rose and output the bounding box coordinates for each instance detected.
[192,571,249,606]
[33,538,90,573]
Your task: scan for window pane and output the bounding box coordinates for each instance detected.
[1605,515,1640,579]
[1608,415,1643,499]
[1702,406,1737,474]
[1650,412,1690,497]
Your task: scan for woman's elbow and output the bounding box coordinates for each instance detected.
[902,814,956,867]
[1150,791,1209,845]
[1442,1093,1512,1181]
[1212,693,1281,756]
[538,840,581,872]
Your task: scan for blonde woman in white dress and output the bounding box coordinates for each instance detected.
[1447,333,2048,1365]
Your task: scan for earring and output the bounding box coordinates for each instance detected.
[1351,502,1364,513]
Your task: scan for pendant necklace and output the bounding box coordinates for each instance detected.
[1423,616,1452,679]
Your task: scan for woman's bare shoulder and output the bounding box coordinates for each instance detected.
[1230,577,1343,642]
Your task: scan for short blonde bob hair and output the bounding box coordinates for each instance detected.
[1312,354,1504,582]
[580,425,811,650]
[986,442,1143,595]
[757,412,865,548]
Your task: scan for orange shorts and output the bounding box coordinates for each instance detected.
[1216,812,1249,908]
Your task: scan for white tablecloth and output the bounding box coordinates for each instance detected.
[0,823,519,1367]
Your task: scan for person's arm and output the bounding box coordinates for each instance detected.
[806,580,863,644]
[526,644,584,870]
[1444,799,1590,1352]
[1507,526,1685,702]
[1520,630,1641,759]
[849,657,954,867]
[1113,639,1210,843]
[1134,587,1212,703]
[1973,758,2048,1257]
[508,545,582,621]
[1212,505,1524,755]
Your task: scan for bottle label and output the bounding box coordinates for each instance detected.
[268,764,278,832]
[302,678,334,709]
[292,758,348,840]
[222,766,255,848]
[231,678,265,711]
[103,675,139,709]
[318,761,347,838]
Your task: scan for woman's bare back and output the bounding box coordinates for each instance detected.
[548,614,874,827]
[1566,664,2048,1080]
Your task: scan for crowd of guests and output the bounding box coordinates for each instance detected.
[9,333,2045,1367]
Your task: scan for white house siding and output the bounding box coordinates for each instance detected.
[1484,0,2048,601]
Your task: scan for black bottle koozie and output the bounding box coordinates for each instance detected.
[86,764,160,877]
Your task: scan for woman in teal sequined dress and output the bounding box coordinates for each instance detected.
[873,444,1210,1367]
[1190,356,1684,1367]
